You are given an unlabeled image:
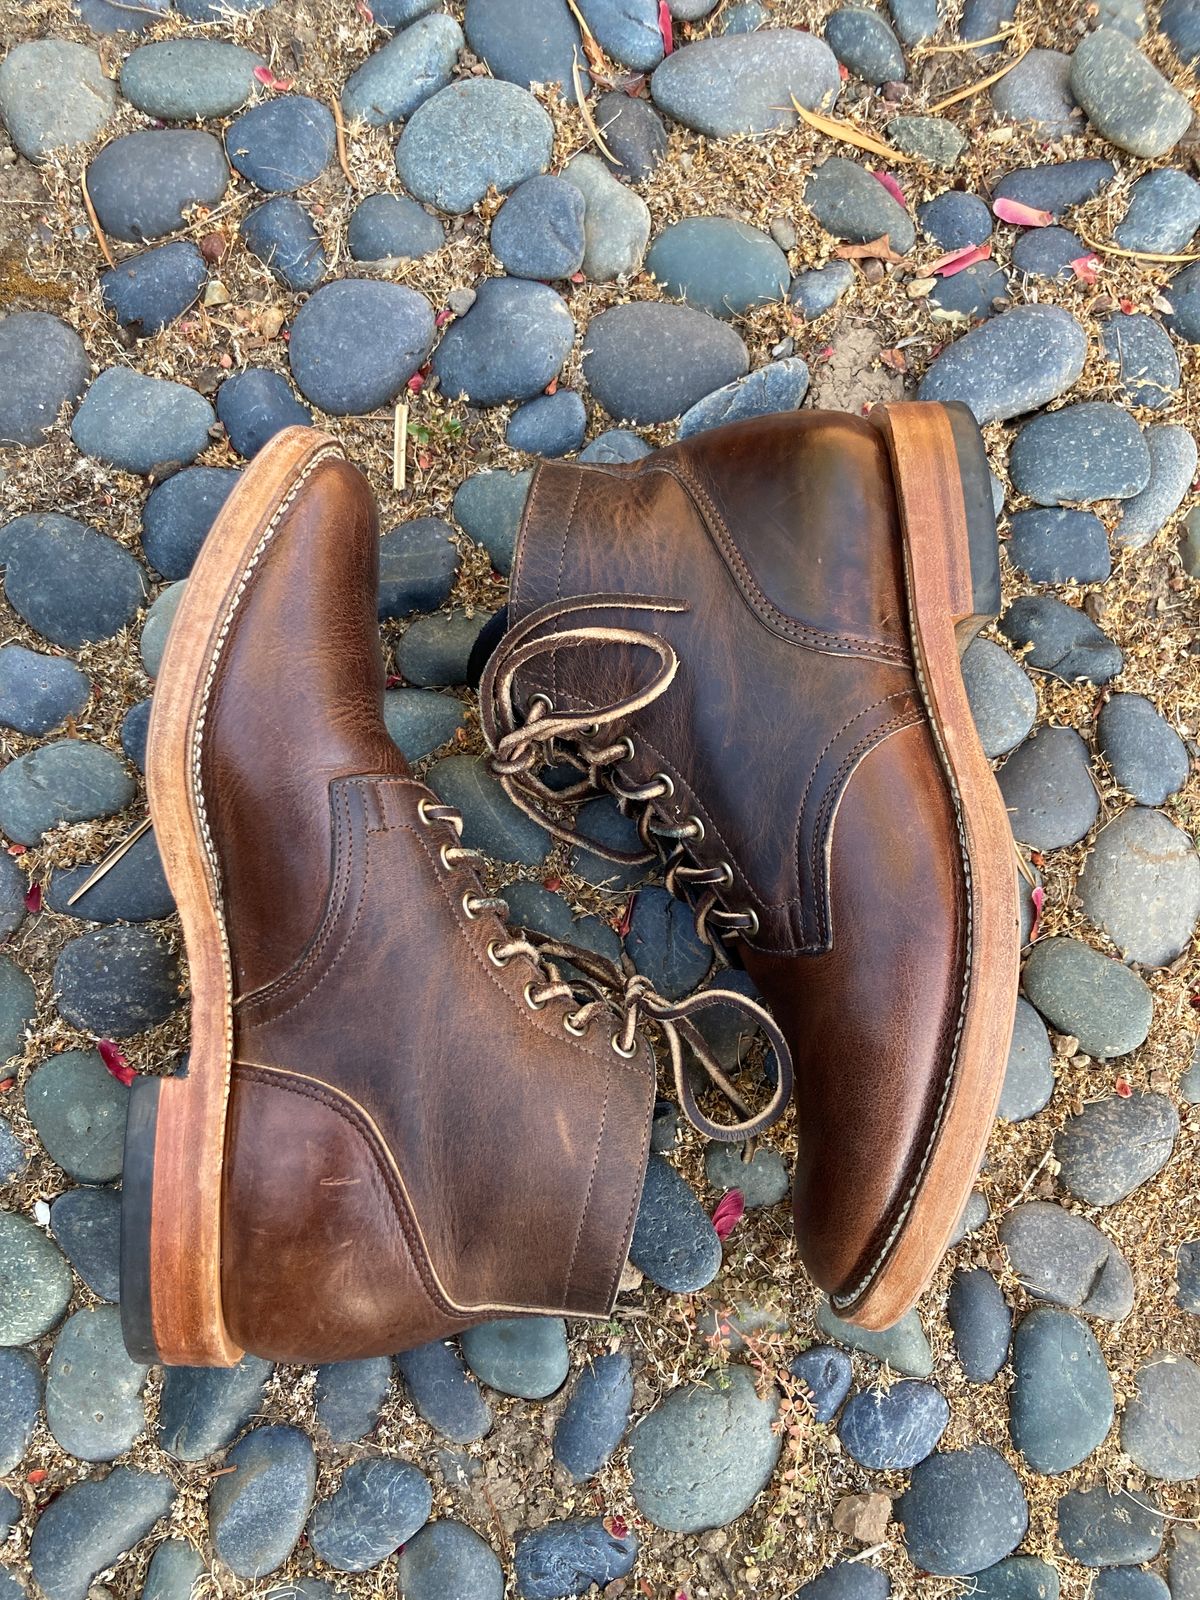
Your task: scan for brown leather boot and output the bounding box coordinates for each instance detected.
[122,427,790,1367]
[479,402,1020,1330]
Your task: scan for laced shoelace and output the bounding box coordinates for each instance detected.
[478,595,760,945]
[418,792,792,1142]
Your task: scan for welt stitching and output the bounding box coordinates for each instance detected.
[551,471,583,705]
[561,1059,611,1306]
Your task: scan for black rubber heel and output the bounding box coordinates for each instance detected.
[119,1074,161,1364]
[944,401,1001,624]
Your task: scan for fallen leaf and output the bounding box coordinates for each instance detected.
[833,1491,892,1544]
[253,65,294,91]
[1114,1074,1132,1098]
[993,197,1054,227]
[929,242,992,277]
[1028,883,1045,942]
[23,883,41,914]
[604,1514,629,1539]
[1070,252,1100,284]
[658,0,673,53]
[711,1189,745,1240]
[97,1040,136,1087]
[834,235,903,263]
[879,346,907,372]
[873,170,905,206]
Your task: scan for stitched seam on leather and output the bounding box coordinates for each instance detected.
[561,1059,611,1306]
[663,461,910,663]
[832,554,976,1308]
[551,472,583,706]
[235,1065,463,1322]
[510,460,547,619]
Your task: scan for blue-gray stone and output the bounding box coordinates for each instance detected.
[0,957,32,1067]
[307,1458,431,1572]
[99,242,206,338]
[141,581,184,678]
[651,1098,679,1153]
[1115,168,1200,254]
[579,428,651,463]
[342,13,463,126]
[0,313,89,447]
[930,258,1010,320]
[990,48,1080,134]
[72,367,215,475]
[1010,1307,1113,1473]
[815,1301,934,1375]
[0,647,89,737]
[1100,312,1180,410]
[241,197,326,292]
[0,41,116,161]
[461,1317,569,1400]
[175,0,269,16]
[997,726,1099,851]
[0,855,23,944]
[948,1267,1011,1382]
[579,0,663,68]
[999,595,1123,685]
[628,1364,780,1533]
[120,39,264,119]
[629,1153,721,1293]
[1079,806,1200,966]
[1115,424,1196,548]
[314,1357,391,1443]
[678,357,809,438]
[898,1446,1028,1576]
[78,0,171,29]
[1025,937,1153,1059]
[568,794,651,892]
[1000,997,1053,1121]
[374,0,439,23]
[794,1564,890,1600]
[625,885,711,999]
[789,260,855,320]
[383,688,466,763]
[142,467,240,580]
[399,1521,504,1600]
[491,176,587,281]
[289,280,434,415]
[789,1345,852,1422]
[825,7,906,82]
[515,1518,637,1599]
[159,1354,272,1460]
[508,390,587,458]
[426,753,551,865]
[554,1351,633,1480]
[649,31,842,137]
[962,638,1036,758]
[1006,508,1111,585]
[379,517,458,618]
[595,91,667,180]
[1163,0,1200,63]
[1178,1239,1200,1312]
[1010,402,1150,506]
[1001,1201,1135,1319]
[464,0,586,103]
[1164,261,1200,343]
[838,1381,949,1469]
[918,191,992,248]
[918,305,1086,423]
[0,1348,42,1472]
[397,79,554,214]
[1069,29,1192,158]
[1097,693,1189,806]
[584,301,748,424]
[886,114,966,166]
[0,740,134,847]
[1092,0,1147,39]
[993,160,1116,217]
[969,1557,1061,1600]
[0,1209,71,1345]
[29,1468,174,1600]
[432,278,574,407]
[960,0,1015,52]
[1057,1089,1179,1205]
[48,1186,120,1301]
[217,369,312,459]
[396,608,496,687]
[647,217,790,317]
[53,926,181,1038]
[454,470,532,576]
[1093,1572,1169,1600]
[0,512,146,649]
[226,96,334,192]
[396,1339,492,1442]
[704,1140,789,1207]
[46,1305,147,1462]
[562,151,651,280]
[950,1188,991,1247]
[142,1540,203,1600]
[209,1425,316,1578]
[500,880,622,966]
[889,0,939,43]
[348,193,444,262]
[0,1118,25,1182]
[1012,225,1085,280]
[806,156,914,253]
[24,1050,126,1183]
[1057,1484,1163,1566]
[85,131,229,244]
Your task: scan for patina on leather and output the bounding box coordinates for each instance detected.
[480,410,991,1314]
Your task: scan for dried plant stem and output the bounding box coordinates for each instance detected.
[926,43,1032,112]
[917,28,1015,51]
[393,402,408,492]
[789,95,914,164]
[573,51,620,162]
[330,96,354,189]
[1081,235,1200,263]
[80,171,115,268]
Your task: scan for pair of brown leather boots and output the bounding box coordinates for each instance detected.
[120,401,1018,1368]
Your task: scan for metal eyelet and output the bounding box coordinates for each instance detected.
[563,1013,588,1038]
[487,941,509,968]
[462,892,481,921]
[651,772,675,799]
[524,981,548,1011]
[715,861,735,889]
[683,814,706,843]
[439,843,456,872]
[740,909,760,938]
[417,798,435,826]
[617,736,635,761]
[528,692,554,714]
[611,1034,638,1059]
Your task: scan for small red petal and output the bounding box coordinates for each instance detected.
[604,1514,629,1539]
[97,1040,136,1087]
[1114,1075,1132,1098]
[929,243,991,277]
[1028,884,1045,942]
[658,0,673,54]
[356,0,374,20]
[993,198,1054,227]
[616,893,636,940]
[0,1079,14,1093]
[711,1189,745,1241]
[252,65,294,91]
[23,883,41,913]
[435,308,455,328]
[407,372,425,394]
[1070,253,1100,285]
[6,844,25,856]
[570,270,586,284]
[873,171,905,207]
[26,1469,47,1485]
[542,875,563,892]
[385,674,401,688]
[1119,296,1135,313]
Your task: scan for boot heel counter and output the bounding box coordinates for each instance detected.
[221,1067,465,1362]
